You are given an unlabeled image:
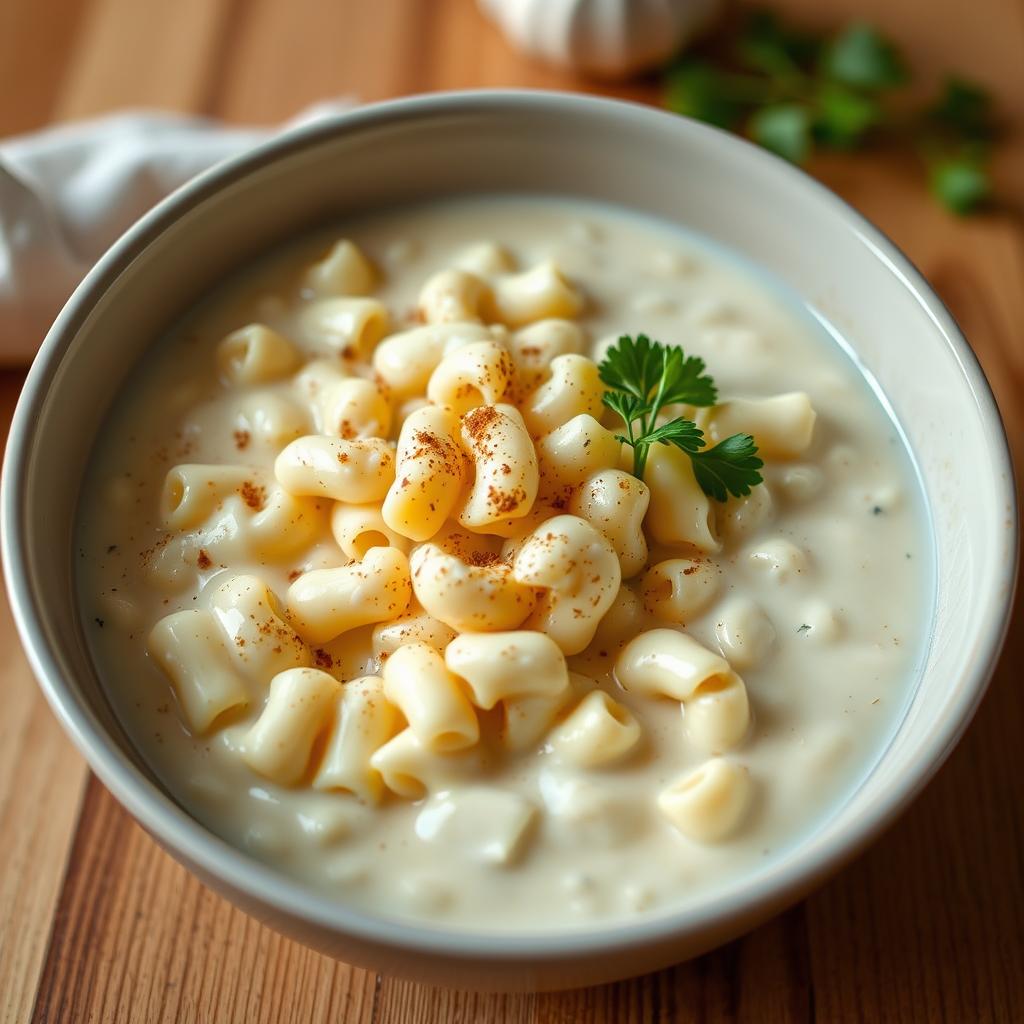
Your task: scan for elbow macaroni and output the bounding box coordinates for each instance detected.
[568,469,650,578]
[658,759,752,842]
[483,502,559,548]
[410,543,535,632]
[382,405,468,541]
[643,444,719,553]
[314,675,400,803]
[715,483,774,541]
[372,322,496,399]
[372,610,456,662]
[682,669,753,753]
[247,487,329,561]
[369,728,480,800]
[109,212,877,928]
[243,667,340,785]
[487,262,583,327]
[453,240,516,276]
[501,701,563,755]
[500,671,588,752]
[535,415,621,503]
[615,628,732,701]
[616,629,750,752]
[275,435,395,503]
[217,324,299,385]
[156,472,326,572]
[330,502,410,559]
[513,514,621,655]
[233,390,310,449]
[457,404,539,529]
[713,596,777,670]
[418,269,491,324]
[382,642,479,751]
[444,630,569,709]
[590,584,646,651]
[300,297,390,358]
[641,558,720,623]
[320,377,392,440]
[548,690,642,768]
[368,729,433,799]
[209,575,311,680]
[287,547,412,644]
[160,464,256,531]
[703,393,816,459]
[427,340,515,415]
[304,239,376,296]
[148,609,248,733]
[520,354,604,438]
[506,319,585,395]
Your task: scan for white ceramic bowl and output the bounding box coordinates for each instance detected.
[2,91,1016,991]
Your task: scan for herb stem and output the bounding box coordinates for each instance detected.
[633,443,650,480]
[600,334,764,501]
[645,351,671,433]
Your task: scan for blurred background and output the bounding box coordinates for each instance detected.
[3,0,1020,132]
[2,0,1021,322]
[1,2,1022,1021]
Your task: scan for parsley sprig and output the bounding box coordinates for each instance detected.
[598,335,764,500]
[663,12,1000,215]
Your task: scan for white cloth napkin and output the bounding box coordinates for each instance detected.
[0,101,353,364]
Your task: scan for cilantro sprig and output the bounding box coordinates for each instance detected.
[599,335,764,500]
[663,12,1000,215]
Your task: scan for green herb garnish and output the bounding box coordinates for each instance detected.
[598,334,764,500]
[662,12,1000,215]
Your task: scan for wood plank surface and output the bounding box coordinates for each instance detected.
[0,372,90,1024]
[0,0,1021,1021]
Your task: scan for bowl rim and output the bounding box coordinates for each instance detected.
[2,88,1018,962]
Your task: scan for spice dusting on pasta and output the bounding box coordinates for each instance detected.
[78,197,929,929]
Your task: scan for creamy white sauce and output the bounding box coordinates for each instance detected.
[77,197,931,931]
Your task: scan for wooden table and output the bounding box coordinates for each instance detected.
[1,1,1022,1020]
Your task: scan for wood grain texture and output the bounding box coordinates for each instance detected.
[30,777,381,1024]
[0,0,1021,1021]
[0,371,89,1024]
[53,0,240,121]
[0,0,92,135]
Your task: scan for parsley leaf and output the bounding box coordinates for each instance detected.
[659,346,718,407]
[814,82,882,148]
[598,336,764,501]
[602,390,650,439]
[690,434,765,501]
[919,79,996,214]
[659,13,999,215]
[737,11,819,80]
[823,24,907,91]
[635,417,706,452]
[664,62,763,128]
[598,335,717,412]
[749,103,813,162]
[929,155,991,215]
[598,334,664,403]
[927,78,996,141]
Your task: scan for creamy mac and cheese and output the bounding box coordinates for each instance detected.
[78,198,929,929]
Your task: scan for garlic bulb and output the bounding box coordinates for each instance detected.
[478,0,723,78]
